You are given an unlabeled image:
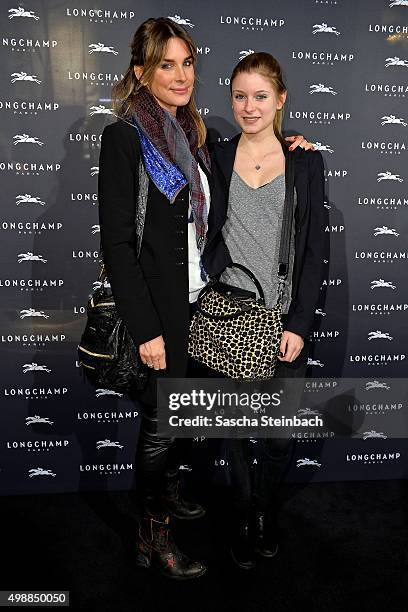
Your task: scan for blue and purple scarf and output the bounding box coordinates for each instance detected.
[123,87,210,280]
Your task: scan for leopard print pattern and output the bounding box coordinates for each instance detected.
[188,288,283,380]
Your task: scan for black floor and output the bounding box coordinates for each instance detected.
[1,480,407,612]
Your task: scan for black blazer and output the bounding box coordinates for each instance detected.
[207,134,326,339]
[98,119,217,391]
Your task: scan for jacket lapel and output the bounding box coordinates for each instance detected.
[214,133,241,188]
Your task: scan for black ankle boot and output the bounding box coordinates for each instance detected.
[162,470,205,520]
[254,511,279,558]
[135,515,207,580]
[230,514,256,570]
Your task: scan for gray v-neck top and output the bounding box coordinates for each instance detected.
[220,171,295,313]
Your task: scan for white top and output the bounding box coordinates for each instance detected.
[188,166,210,303]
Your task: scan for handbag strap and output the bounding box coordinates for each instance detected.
[278,150,296,280]
[223,262,265,303]
[196,261,264,316]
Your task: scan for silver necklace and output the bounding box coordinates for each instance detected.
[242,147,273,171]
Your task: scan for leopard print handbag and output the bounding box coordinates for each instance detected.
[188,264,284,379]
[188,150,295,380]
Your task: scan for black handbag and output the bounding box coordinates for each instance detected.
[77,262,148,394]
[188,151,295,380]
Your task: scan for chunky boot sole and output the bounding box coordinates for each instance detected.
[152,563,207,580]
[256,543,279,558]
[135,542,207,580]
[230,548,256,570]
[135,553,207,580]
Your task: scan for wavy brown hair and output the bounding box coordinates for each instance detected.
[112,17,206,147]
[230,52,287,145]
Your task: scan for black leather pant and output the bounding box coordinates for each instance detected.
[134,400,189,516]
[225,340,309,515]
[133,303,210,517]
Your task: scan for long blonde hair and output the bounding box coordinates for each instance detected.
[230,52,287,145]
[112,17,206,147]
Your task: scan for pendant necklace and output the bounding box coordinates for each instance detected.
[243,148,272,171]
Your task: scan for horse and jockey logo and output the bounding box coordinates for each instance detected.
[13,134,44,146]
[89,105,114,116]
[88,43,118,55]
[385,56,408,68]
[239,49,255,61]
[16,194,45,206]
[297,407,322,417]
[90,166,99,176]
[168,15,195,28]
[307,358,325,367]
[296,458,322,467]
[309,83,338,95]
[313,142,334,153]
[179,465,193,471]
[365,380,391,390]
[9,7,39,20]
[91,225,100,234]
[93,279,111,291]
[373,226,399,236]
[315,308,326,316]
[312,23,341,36]
[11,72,42,84]
[370,279,396,290]
[20,308,49,319]
[22,363,51,373]
[362,430,387,440]
[95,389,123,398]
[381,115,407,127]
[18,252,47,263]
[28,468,56,478]
[96,439,124,449]
[377,171,403,182]
[367,330,394,341]
[26,415,54,426]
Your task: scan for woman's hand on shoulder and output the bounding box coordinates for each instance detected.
[139,335,166,370]
[285,135,315,152]
[278,330,304,363]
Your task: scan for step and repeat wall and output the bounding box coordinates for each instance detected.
[0,0,407,495]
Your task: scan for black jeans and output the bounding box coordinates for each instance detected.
[225,340,309,515]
